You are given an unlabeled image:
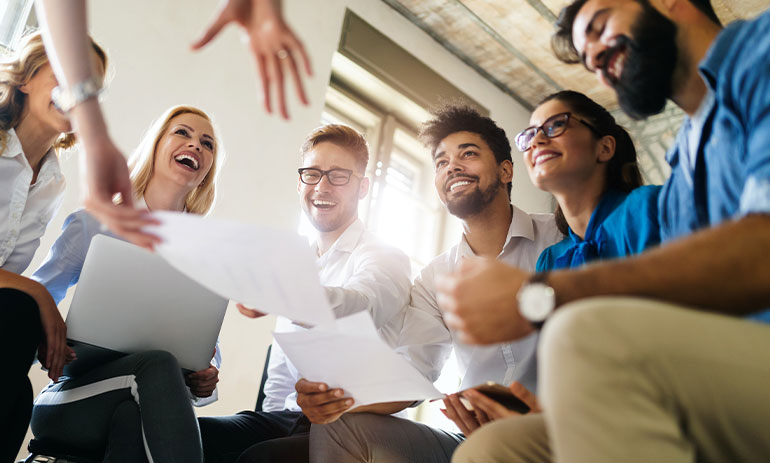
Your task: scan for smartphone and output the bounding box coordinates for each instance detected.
[459,382,531,414]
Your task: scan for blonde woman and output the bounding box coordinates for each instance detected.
[31,105,224,463]
[0,31,106,460]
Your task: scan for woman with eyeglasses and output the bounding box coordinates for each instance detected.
[517,90,661,271]
[447,92,663,459]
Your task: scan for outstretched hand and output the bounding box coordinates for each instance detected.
[73,100,161,249]
[192,0,313,119]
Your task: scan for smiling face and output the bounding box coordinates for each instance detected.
[152,113,216,191]
[524,99,613,193]
[298,141,369,234]
[572,0,677,119]
[19,63,74,135]
[433,131,512,219]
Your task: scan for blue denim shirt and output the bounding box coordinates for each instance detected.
[658,9,770,322]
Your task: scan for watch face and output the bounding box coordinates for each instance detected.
[518,283,555,322]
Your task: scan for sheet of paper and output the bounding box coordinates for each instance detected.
[145,211,335,327]
[274,312,443,406]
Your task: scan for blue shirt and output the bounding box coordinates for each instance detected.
[658,9,770,322]
[536,186,661,272]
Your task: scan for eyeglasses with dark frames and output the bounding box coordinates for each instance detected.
[298,167,358,186]
[515,112,601,152]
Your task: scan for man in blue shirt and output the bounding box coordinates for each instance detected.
[443,1,770,462]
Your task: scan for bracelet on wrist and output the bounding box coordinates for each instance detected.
[51,76,103,113]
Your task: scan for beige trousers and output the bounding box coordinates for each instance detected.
[452,297,770,463]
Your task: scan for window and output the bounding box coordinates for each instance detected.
[0,0,34,53]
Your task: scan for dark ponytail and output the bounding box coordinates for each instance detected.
[539,90,643,235]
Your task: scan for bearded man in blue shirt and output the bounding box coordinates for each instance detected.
[442,1,770,462]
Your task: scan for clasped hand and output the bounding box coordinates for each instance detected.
[436,256,535,344]
[441,381,541,436]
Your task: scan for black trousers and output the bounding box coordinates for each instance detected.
[1,288,42,462]
[199,410,311,463]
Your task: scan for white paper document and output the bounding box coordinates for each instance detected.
[145,211,335,327]
[274,312,443,406]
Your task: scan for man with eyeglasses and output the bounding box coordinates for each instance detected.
[305,105,561,463]
[445,1,770,462]
[198,124,412,463]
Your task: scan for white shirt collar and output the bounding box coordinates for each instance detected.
[457,204,536,259]
[313,218,365,258]
[2,128,63,181]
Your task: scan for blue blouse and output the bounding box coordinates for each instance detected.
[536,186,662,272]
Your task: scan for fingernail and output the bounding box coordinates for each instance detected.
[334,389,343,397]
[346,399,353,405]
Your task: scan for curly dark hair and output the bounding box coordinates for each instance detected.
[551,0,720,64]
[420,105,513,196]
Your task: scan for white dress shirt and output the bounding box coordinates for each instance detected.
[396,205,562,393]
[32,202,221,407]
[0,129,66,274]
[262,219,412,412]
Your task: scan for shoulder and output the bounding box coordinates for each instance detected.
[414,245,457,284]
[624,185,663,209]
[711,14,770,111]
[528,212,563,245]
[536,238,571,272]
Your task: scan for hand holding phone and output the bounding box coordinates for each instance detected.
[459,381,531,414]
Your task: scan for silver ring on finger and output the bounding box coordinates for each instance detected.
[277,49,289,60]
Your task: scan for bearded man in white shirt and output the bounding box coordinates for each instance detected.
[297,106,562,463]
[198,124,412,463]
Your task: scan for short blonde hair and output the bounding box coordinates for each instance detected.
[0,31,107,154]
[300,124,369,173]
[128,105,223,215]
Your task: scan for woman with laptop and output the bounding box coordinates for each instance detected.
[0,31,107,461]
[30,105,224,462]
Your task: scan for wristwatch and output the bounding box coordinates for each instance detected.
[517,272,556,328]
[51,76,103,113]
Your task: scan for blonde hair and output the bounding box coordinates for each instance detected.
[0,31,107,154]
[300,124,369,173]
[128,105,223,215]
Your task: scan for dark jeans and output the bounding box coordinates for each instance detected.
[1,288,42,462]
[31,350,202,463]
[199,410,310,463]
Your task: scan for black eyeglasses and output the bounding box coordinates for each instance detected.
[298,167,358,186]
[515,112,601,152]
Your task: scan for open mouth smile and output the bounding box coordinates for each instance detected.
[312,199,337,210]
[532,150,561,166]
[174,152,201,171]
[446,176,477,193]
[603,44,628,84]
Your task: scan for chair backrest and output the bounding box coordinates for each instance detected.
[254,344,272,412]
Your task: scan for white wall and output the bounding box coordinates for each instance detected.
[20,0,550,457]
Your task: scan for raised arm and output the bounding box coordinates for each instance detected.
[34,0,159,248]
[324,244,411,331]
[191,0,312,119]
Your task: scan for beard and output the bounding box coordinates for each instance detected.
[446,176,503,219]
[605,1,678,120]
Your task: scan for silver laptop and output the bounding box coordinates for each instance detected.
[64,234,228,375]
